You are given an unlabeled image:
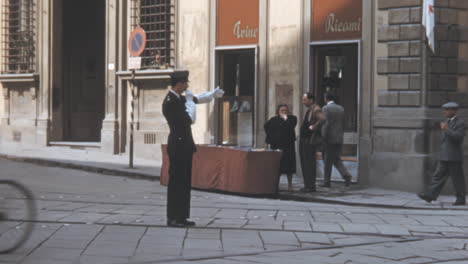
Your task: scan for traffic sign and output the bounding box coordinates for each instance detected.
[128,57,142,70]
[128,27,147,57]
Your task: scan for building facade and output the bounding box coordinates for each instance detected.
[1,0,468,192]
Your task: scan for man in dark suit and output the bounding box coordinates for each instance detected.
[162,70,224,227]
[299,93,323,192]
[418,102,466,206]
[321,93,351,188]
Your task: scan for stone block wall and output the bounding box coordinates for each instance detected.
[427,1,468,107]
[377,0,423,107]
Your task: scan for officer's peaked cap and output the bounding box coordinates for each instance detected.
[442,101,459,109]
[170,70,189,83]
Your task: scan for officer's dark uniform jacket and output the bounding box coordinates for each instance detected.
[162,90,196,221]
[163,91,196,155]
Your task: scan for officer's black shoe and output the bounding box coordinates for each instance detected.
[417,193,433,203]
[452,200,466,206]
[167,219,186,228]
[182,219,196,226]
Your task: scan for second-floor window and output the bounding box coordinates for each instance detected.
[131,0,175,70]
[1,0,36,74]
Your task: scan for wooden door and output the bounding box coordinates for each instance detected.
[63,0,105,141]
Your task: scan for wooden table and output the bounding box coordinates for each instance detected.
[160,145,282,195]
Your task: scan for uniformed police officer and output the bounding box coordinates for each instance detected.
[162,70,224,227]
[418,102,466,206]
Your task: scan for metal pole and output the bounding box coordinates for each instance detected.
[129,70,136,168]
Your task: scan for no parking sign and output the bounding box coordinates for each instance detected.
[128,27,146,57]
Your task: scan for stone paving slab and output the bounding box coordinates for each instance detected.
[2,159,468,264]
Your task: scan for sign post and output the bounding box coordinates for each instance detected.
[127,27,146,168]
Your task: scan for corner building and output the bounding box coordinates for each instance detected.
[1,0,468,193]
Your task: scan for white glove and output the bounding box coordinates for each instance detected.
[213,86,225,98]
[196,86,225,104]
[185,89,196,123]
[185,89,194,102]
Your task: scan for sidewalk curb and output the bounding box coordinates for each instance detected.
[277,192,466,211]
[0,154,159,181]
[278,192,416,209]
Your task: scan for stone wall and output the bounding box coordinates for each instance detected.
[373,0,425,192]
[267,1,303,120]
[428,0,468,107]
[0,7,3,142]
[373,0,468,192]
[377,0,423,107]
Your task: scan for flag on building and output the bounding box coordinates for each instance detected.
[422,0,435,53]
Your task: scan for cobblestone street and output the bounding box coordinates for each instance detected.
[1,158,468,264]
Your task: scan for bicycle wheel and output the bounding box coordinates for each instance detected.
[0,180,36,254]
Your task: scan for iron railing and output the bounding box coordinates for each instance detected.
[1,0,36,74]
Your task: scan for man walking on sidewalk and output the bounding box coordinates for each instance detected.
[321,93,351,188]
[418,102,466,206]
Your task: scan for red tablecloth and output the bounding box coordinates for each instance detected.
[160,145,282,195]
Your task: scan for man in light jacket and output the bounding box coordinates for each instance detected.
[321,93,351,188]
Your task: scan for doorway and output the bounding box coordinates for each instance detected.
[311,43,359,180]
[215,49,256,147]
[312,44,359,152]
[62,0,105,142]
[313,44,358,134]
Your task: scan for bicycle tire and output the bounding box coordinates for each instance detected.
[0,180,37,254]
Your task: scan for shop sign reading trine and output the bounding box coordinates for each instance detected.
[216,0,259,46]
[312,0,362,41]
[233,20,259,39]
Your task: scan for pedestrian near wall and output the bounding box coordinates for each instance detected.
[264,104,297,191]
[162,70,224,227]
[320,93,351,188]
[299,93,323,192]
[418,102,466,206]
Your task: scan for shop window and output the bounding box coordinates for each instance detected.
[1,0,36,74]
[217,49,255,147]
[131,0,174,69]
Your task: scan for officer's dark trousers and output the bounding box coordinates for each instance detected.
[167,150,193,221]
[299,141,317,189]
[427,161,466,202]
[323,143,350,185]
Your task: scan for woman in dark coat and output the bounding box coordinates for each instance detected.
[264,104,297,191]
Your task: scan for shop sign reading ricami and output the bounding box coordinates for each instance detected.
[311,0,362,41]
[217,0,259,46]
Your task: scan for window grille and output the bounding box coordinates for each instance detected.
[130,0,175,70]
[1,0,36,74]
